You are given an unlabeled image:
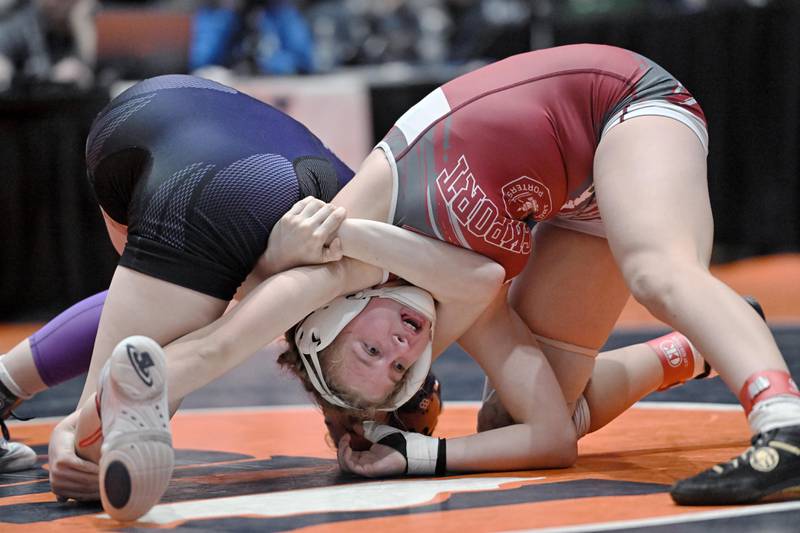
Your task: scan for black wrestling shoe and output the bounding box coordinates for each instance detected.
[671,423,800,505]
[692,295,766,381]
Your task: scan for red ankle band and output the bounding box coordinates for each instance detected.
[739,370,800,414]
[647,332,695,391]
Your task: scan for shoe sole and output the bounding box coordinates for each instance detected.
[672,480,800,505]
[99,337,174,522]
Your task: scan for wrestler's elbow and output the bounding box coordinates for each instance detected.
[469,262,506,303]
[552,421,579,467]
[550,432,579,468]
[523,421,578,469]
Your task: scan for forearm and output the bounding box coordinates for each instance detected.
[163,264,342,400]
[447,422,575,471]
[337,219,505,303]
[164,259,382,401]
[456,293,578,466]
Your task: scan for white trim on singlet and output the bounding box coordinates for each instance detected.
[541,216,607,239]
[375,141,399,225]
[602,99,709,154]
[374,141,398,284]
[394,87,451,145]
[544,99,709,240]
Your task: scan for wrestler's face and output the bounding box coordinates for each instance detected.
[332,298,432,404]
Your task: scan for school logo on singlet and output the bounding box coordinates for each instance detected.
[435,155,531,255]
[501,176,553,221]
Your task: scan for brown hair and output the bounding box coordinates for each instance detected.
[278,325,411,422]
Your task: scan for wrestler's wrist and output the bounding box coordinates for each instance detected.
[338,258,384,295]
[363,422,447,476]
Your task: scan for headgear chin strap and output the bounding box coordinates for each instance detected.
[295,285,435,410]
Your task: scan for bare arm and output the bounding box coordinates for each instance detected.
[337,218,505,304]
[337,218,507,355]
[165,258,383,401]
[447,287,577,470]
[341,287,578,475]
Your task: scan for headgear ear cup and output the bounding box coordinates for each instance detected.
[390,373,443,436]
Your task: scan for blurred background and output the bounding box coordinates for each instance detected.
[1,0,798,321]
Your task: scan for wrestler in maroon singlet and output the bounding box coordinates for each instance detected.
[379,44,706,278]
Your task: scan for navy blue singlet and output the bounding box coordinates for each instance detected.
[86,75,353,300]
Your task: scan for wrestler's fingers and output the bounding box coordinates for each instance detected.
[54,488,100,502]
[297,197,326,219]
[52,453,100,475]
[307,203,336,228]
[287,196,313,215]
[321,238,343,263]
[313,207,346,241]
[337,434,353,472]
[51,476,100,501]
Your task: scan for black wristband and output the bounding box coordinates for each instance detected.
[435,438,447,476]
[378,432,410,474]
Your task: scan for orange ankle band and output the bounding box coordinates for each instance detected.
[647,332,694,391]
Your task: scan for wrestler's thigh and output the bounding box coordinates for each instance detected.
[509,224,629,349]
[80,266,228,405]
[593,115,712,267]
[508,224,629,402]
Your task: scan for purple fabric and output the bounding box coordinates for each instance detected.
[29,291,107,387]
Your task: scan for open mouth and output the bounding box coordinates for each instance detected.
[400,309,428,334]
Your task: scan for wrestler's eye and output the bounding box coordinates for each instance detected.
[363,343,380,356]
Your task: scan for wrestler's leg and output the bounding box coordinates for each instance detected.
[594,116,792,412]
[0,292,106,403]
[584,343,680,431]
[508,224,630,407]
[476,224,628,433]
[77,267,228,407]
[595,115,800,504]
[479,222,713,433]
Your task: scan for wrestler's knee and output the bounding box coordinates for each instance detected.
[620,252,704,316]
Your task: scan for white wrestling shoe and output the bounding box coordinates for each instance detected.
[98,336,173,522]
[0,437,37,473]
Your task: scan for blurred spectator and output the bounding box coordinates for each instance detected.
[190,0,314,76]
[0,0,97,92]
[305,0,531,70]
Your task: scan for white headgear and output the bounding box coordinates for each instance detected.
[295,285,435,410]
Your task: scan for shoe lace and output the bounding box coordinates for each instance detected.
[713,429,779,473]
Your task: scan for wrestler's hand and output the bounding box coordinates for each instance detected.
[262,197,346,274]
[338,422,445,478]
[337,433,408,477]
[48,412,100,502]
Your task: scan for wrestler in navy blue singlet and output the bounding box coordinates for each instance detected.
[85,75,353,300]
